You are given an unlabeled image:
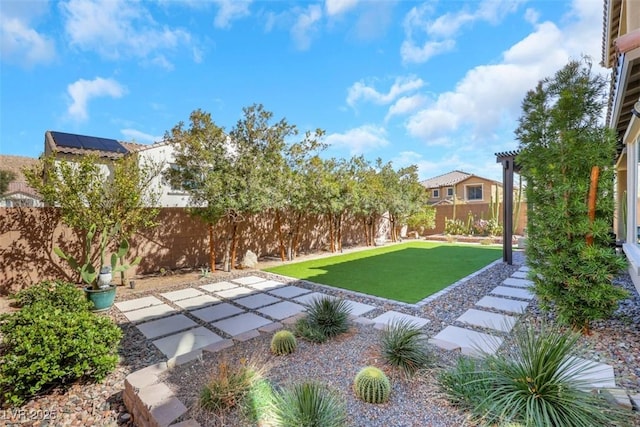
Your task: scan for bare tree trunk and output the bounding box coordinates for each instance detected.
[363,217,369,246]
[337,213,342,252]
[329,214,335,252]
[230,222,239,270]
[292,211,303,260]
[275,210,286,261]
[208,223,216,272]
[586,166,600,246]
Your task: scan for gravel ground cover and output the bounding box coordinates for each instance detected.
[2,249,639,426]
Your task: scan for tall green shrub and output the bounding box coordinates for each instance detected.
[515,59,627,332]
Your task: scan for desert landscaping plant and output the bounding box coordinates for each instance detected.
[294,296,350,343]
[270,330,298,355]
[516,59,628,332]
[199,360,263,413]
[270,381,347,427]
[0,281,122,406]
[353,366,391,404]
[439,322,632,426]
[381,319,433,377]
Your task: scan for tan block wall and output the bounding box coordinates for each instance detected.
[0,207,366,295]
[423,202,528,236]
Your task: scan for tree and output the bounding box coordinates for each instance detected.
[0,170,16,195]
[24,153,161,284]
[515,58,627,332]
[164,104,297,271]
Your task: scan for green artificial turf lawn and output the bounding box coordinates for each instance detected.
[263,242,501,304]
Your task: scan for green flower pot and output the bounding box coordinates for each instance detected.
[84,285,116,312]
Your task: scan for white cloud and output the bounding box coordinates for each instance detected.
[60,0,192,63]
[400,39,455,64]
[67,77,126,121]
[291,5,323,50]
[401,0,524,64]
[212,0,251,29]
[405,12,585,145]
[324,125,389,154]
[121,129,162,144]
[347,76,424,107]
[0,1,55,67]
[385,95,427,121]
[325,0,358,16]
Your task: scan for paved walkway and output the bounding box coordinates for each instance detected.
[116,267,617,391]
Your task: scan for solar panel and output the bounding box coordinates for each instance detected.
[51,131,128,154]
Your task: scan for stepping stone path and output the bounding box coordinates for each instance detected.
[427,265,618,391]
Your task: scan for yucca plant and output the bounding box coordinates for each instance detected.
[270,381,347,427]
[438,356,491,413]
[441,322,632,426]
[305,296,350,339]
[381,319,433,377]
[294,317,328,343]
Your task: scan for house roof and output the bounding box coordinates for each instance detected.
[0,155,41,199]
[421,170,472,189]
[45,130,147,159]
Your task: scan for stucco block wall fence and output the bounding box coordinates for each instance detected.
[425,202,528,236]
[0,208,367,295]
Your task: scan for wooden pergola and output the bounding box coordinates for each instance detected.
[495,150,521,265]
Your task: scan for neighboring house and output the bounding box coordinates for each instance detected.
[0,155,42,207]
[602,0,640,293]
[420,170,502,206]
[43,130,189,208]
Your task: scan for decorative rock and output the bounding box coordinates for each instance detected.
[241,250,259,268]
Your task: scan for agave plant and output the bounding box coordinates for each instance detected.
[381,319,433,377]
[305,296,350,339]
[270,381,347,427]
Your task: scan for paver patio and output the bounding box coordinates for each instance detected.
[173,295,220,310]
[429,325,503,356]
[256,301,306,320]
[371,310,430,329]
[137,314,198,339]
[122,303,177,323]
[190,303,245,322]
[234,293,282,309]
[502,277,533,288]
[490,286,534,300]
[152,326,224,358]
[267,285,311,298]
[160,288,204,301]
[199,281,238,292]
[456,308,517,332]
[211,312,272,336]
[476,295,529,314]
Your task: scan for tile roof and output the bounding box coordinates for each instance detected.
[421,170,472,189]
[0,155,41,199]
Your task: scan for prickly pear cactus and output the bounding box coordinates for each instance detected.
[353,366,390,404]
[270,330,297,355]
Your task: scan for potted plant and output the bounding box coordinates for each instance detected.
[55,223,141,311]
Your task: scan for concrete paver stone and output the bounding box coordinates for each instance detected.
[150,396,187,427]
[510,271,528,279]
[456,308,517,332]
[564,356,617,389]
[249,280,285,291]
[211,312,272,336]
[476,296,529,314]
[344,300,376,316]
[490,286,534,300]
[234,293,282,309]
[160,288,204,302]
[122,304,177,323]
[115,296,164,312]
[257,301,307,320]
[190,303,245,323]
[502,277,533,288]
[231,276,267,285]
[518,266,530,272]
[215,286,257,299]
[293,292,337,306]
[136,314,198,339]
[267,285,312,298]
[371,310,430,329]
[152,326,223,359]
[199,281,238,292]
[429,325,503,357]
[173,295,220,310]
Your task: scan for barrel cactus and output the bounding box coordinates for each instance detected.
[270,330,297,355]
[353,366,390,404]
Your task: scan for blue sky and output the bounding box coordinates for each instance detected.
[1,0,605,181]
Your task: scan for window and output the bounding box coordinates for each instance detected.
[432,189,440,198]
[467,185,483,201]
[446,187,454,197]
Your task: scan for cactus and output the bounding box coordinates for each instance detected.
[270,330,297,355]
[353,366,390,404]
